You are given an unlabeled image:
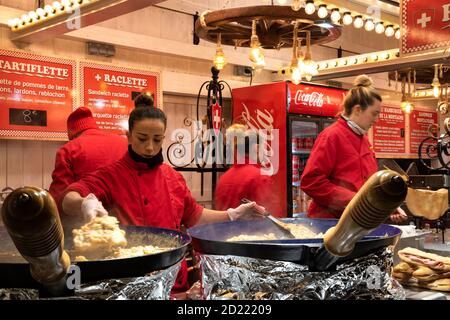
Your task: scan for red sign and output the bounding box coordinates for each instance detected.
[80,62,160,135]
[0,49,75,140]
[401,0,450,54]
[410,109,438,155]
[287,83,346,117]
[211,102,222,135]
[372,106,406,154]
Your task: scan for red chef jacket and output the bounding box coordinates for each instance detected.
[49,128,128,211]
[215,162,280,216]
[300,118,378,219]
[65,152,204,292]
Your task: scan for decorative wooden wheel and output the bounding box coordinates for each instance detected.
[195,5,342,49]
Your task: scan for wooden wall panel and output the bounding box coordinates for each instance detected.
[6,140,23,188]
[22,140,43,188]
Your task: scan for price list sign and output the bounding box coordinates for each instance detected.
[410,110,438,156]
[372,106,406,154]
[80,62,160,135]
[0,50,76,140]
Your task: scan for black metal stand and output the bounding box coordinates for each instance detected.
[166,67,232,207]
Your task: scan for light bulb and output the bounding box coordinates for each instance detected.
[395,28,401,39]
[370,54,378,61]
[53,1,63,11]
[349,57,358,65]
[318,5,328,18]
[342,12,352,25]
[291,0,302,11]
[385,25,395,37]
[61,0,72,7]
[21,14,31,23]
[291,67,302,85]
[36,8,46,18]
[432,82,441,98]
[375,22,385,34]
[401,102,413,114]
[27,11,38,21]
[365,19,375,31]
[213,47,226,70]
[305,1,315,15]
[354,16,364,28]
[330,9,341,23]
[7,19,16,27]
[44,4,55,15]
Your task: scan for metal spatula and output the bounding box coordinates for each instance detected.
[241,198,296,239]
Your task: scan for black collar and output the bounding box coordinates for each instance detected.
[128,145,163,169]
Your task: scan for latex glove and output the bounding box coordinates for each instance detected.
[389,207,408,224]
[227,201,267,221]
[81,193,108,221]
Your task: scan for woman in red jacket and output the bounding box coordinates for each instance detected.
[62,106,261,292]
[215,124,280,215]
[300,75,407,223]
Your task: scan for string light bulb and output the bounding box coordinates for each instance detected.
[317,5,328,18]
[432,64,441,98]
[395,28,401,39]
[44,4,55,15]
[249,20,265,69]
[342,12,353,25]
[365,19,375,31]
[354,16,364,28]
[36,8,47,18]
[213,33,226,70]
[305,1,315,15]
[375,22,385,34]
[291,0,302,11]
[302,31,318,81]
[330,9,341,23]
[385,25,395,37]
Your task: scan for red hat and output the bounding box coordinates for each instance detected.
[67,107,98,140]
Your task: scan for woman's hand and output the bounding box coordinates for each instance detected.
[389,207,408,224]
[227,201,267,221]
[81,193,108,221]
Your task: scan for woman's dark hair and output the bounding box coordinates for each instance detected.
[343,75,382,116]
[134,93,154,108]
[128,106,167,131]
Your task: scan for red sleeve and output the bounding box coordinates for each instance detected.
[49,147,74,212]
[176,174,203,227]
[63,170,112,208]
[300,133,355,212]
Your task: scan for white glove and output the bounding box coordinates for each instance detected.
[389,207,408,224]
[81,193,108,221]
[227,201,267,221]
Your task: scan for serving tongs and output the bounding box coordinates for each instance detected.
[241,198,296,239]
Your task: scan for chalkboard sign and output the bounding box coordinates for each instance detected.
[9,108,47,127]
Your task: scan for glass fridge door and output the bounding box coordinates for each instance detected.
[288,117,319,217]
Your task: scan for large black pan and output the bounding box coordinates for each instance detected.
[0,225,191,288]
[188,218,401,268]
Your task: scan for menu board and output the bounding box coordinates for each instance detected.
[80,62,160,135]
[410,109,438,155]
[0,49,75,140]
[372,106,406,154]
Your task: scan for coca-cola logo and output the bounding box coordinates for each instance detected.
[294,90,329,108]
[240,103,279,175]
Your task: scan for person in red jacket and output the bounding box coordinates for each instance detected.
[49,107,128,214]
[300,75,407,223]
[61,106,262,292]
[215,124,280,215]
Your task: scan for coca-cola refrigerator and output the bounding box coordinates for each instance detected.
[232,81,346,217]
